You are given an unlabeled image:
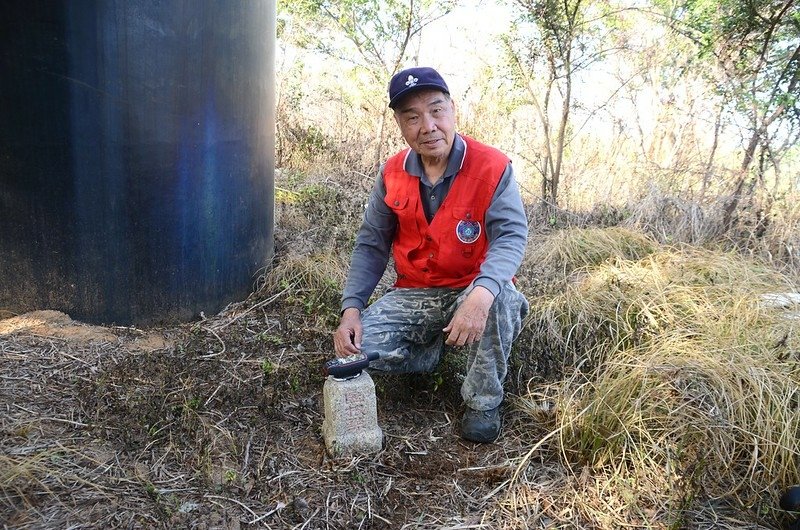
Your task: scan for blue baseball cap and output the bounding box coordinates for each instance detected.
[388,67,450,109]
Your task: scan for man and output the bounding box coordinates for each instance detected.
[333,66,529,443]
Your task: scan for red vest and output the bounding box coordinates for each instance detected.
[383,135,509,288]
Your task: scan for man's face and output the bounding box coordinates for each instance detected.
[393,89,456,164]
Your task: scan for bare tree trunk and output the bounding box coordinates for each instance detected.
[375,111,388,170]
[551,54,572,208]
[721,40,800,234]
[721,131,759,234]
[700,106,722,203]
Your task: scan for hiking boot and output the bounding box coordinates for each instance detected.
[461,405,501,443]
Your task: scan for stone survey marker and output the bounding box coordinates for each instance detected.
[322,372,383,456]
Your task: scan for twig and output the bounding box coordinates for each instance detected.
[210,289,289,332]
[204,493,259,518]
[197,327,226,359]
[248,501,286,524]
[203,383,223,407]
[295,508,321,530]
[43,417,90,428]
[242,431,253,477]
[268,470,301,483]
[59,351,92,367]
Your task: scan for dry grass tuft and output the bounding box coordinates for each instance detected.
[512,238,800,527]
[624,186,725,245]
[623,186,800,277]
[257,252,348,323]
[522,226,658,283]
[530,245,797,368]
[512,226,660,384]
[0,452,53,511]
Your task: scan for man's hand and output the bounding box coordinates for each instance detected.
[443,286,494,347]
[333,307,363,357]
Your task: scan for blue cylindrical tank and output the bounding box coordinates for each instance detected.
[0,1,275,325]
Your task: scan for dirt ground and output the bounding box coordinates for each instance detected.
[0,302,552,529]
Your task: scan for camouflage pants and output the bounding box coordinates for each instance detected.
[362,282,529,410]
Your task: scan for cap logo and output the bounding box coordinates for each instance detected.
[389,67,449,108]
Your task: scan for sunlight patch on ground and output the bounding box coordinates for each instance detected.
[0,309,172,350]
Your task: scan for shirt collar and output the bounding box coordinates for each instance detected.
[404,133,466,181]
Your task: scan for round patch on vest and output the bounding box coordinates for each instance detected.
[455,220,481,244]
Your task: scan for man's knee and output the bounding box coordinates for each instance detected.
[488,283,529,334]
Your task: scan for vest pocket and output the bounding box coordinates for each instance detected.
[386,195,410,212]
[452,206,477,221]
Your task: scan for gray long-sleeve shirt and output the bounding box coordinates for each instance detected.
[341,134,528,312]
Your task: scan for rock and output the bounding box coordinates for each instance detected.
[322,372,383,456]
